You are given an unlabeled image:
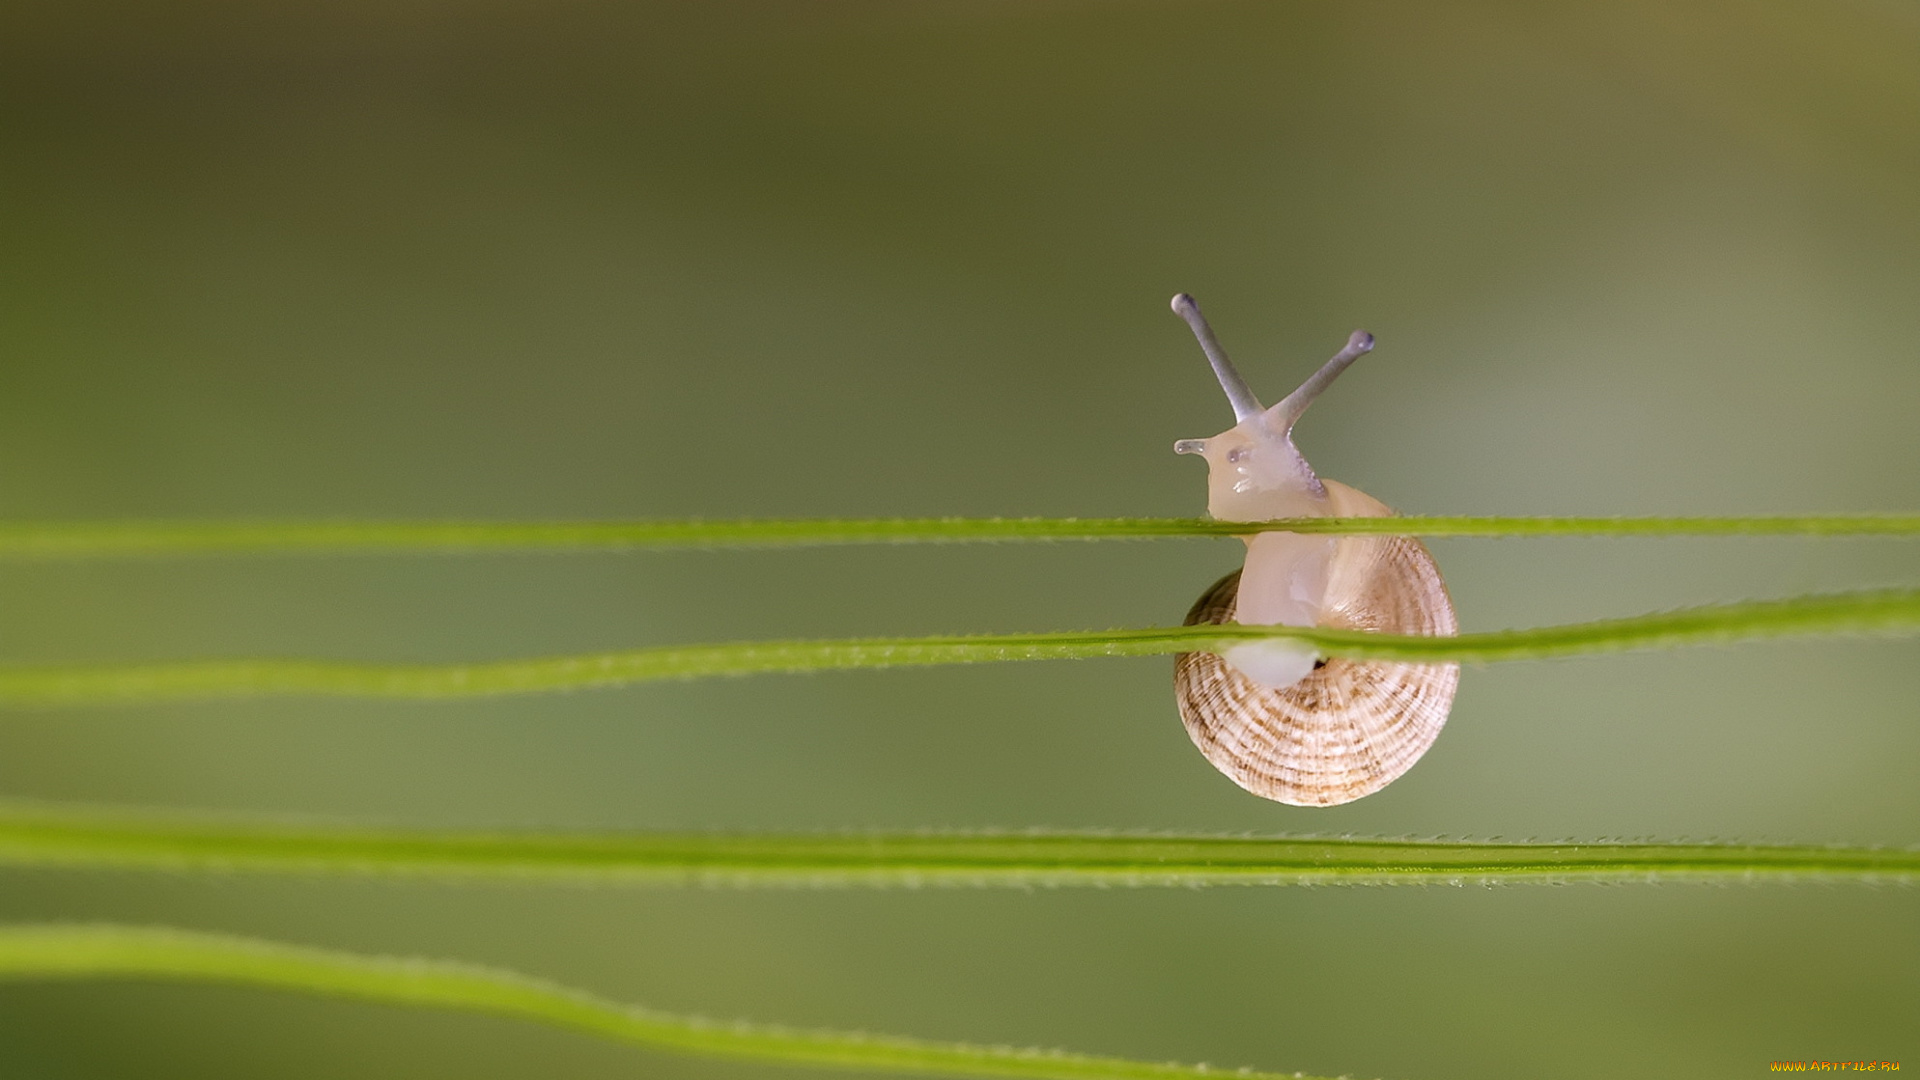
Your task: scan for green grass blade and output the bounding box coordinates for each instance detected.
[0,924,1349,1080]
[0,803,1911,886]
[0,589,1915,706]
[0,514,1917,557]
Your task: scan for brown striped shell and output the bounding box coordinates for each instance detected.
[1173,533,1459,806]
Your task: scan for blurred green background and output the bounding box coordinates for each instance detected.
[0,2,1916,1077]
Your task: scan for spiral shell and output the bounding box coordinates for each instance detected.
[1173,533,1459,806]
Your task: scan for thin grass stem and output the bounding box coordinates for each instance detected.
[0,589,1915,706]
[0,924,1348,1080]
[0,803,1911,886]
[0,515,1917,558]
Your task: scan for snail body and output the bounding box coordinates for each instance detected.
[1169,294,1457,806]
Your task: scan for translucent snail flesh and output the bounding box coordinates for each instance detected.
[1169,294,1458,806]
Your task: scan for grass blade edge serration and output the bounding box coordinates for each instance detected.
[0,804,1912,886]
[0,514,1918,557]
[0,589,1915,706]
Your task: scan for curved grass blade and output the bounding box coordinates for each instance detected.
[0,802,1912,886]
[0,924,1348,1080]
[0,589,1915,707]
[0,514,1917,558]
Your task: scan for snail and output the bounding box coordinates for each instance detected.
[1168,294,1458,806]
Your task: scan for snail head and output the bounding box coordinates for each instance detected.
[1169,293,1374,523]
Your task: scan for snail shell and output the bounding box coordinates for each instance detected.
[1174,525,1459,806]
[1168,295,1459,806]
